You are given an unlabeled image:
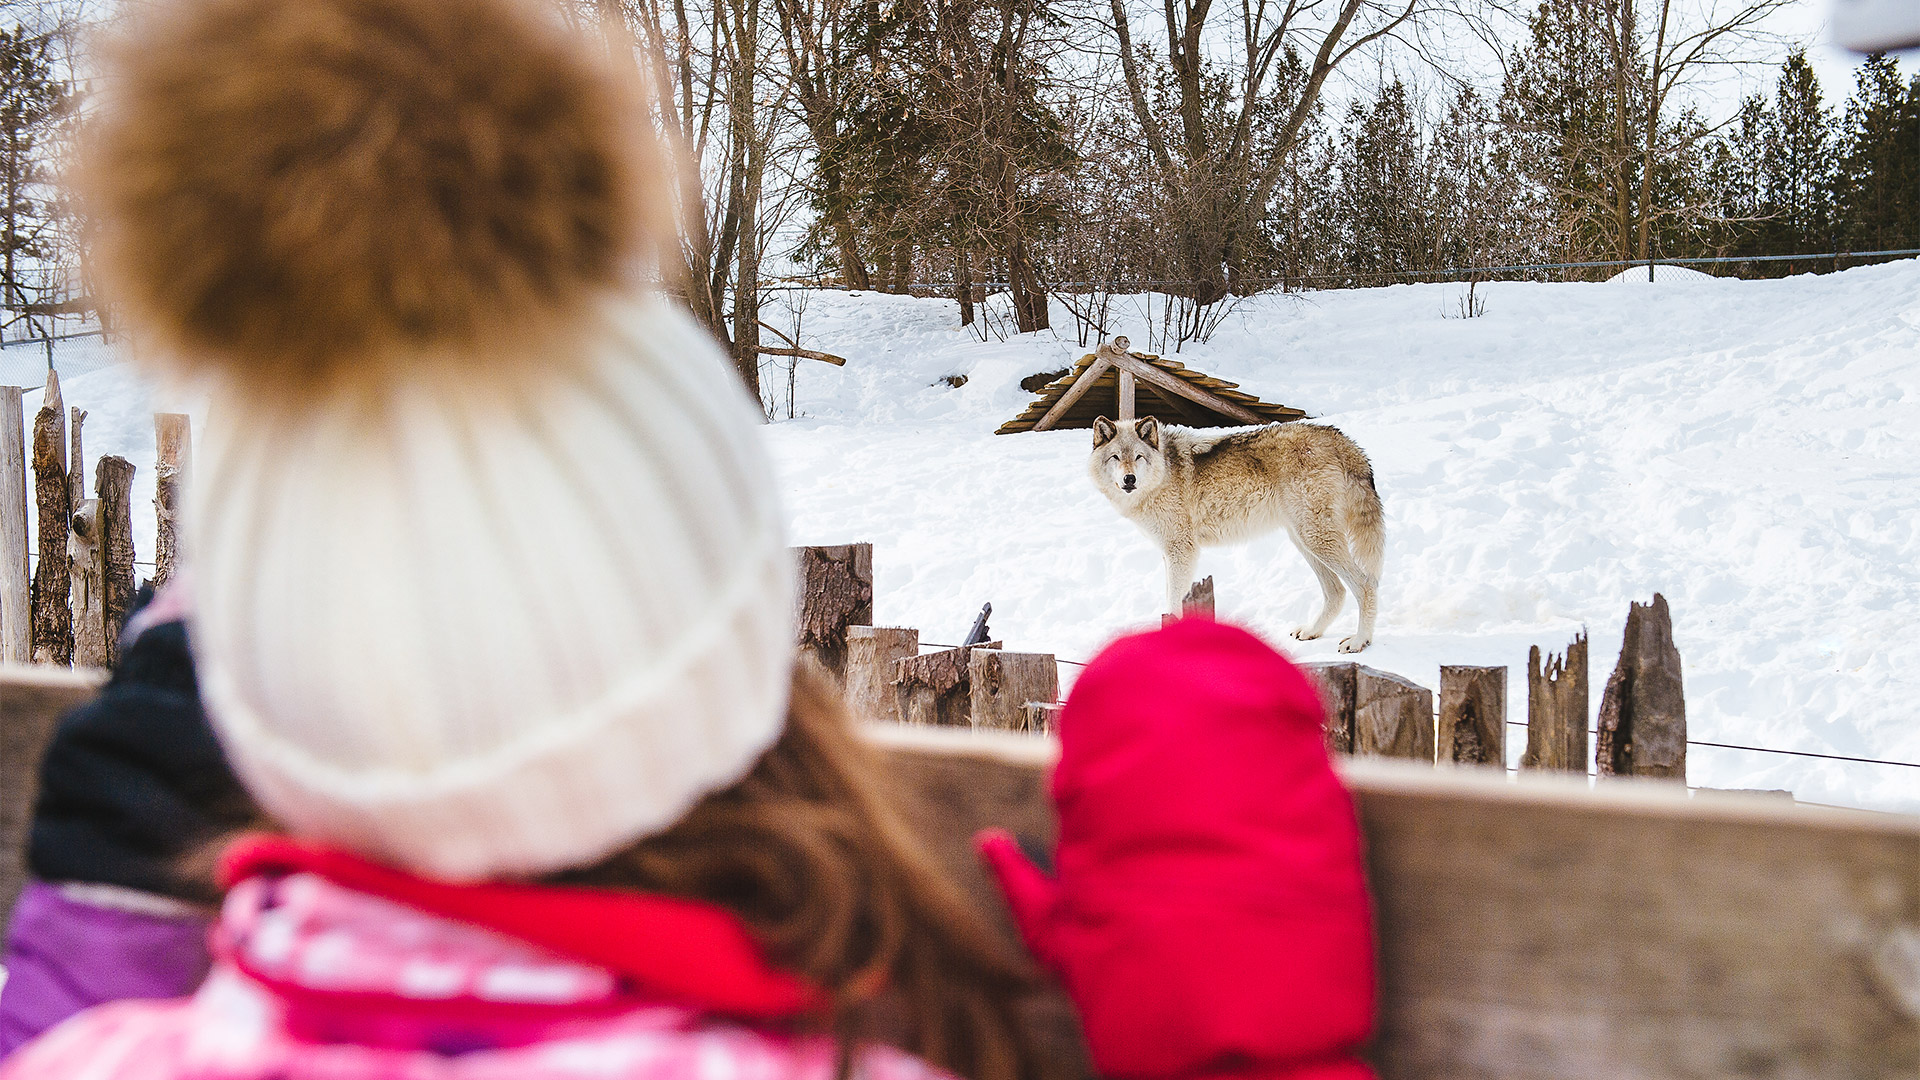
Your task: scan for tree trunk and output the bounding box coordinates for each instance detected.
[956,248,975,326]
[726,0,765,407]
[887,240,911,294]
[1006,236,1048,333]
[1637,0,1674,263]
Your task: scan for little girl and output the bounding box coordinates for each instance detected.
[2,1,1050,1078]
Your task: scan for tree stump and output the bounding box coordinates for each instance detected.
[29,373,69,665]
[153,414,192,590]
[1597,594,1686,781]
[1439,665,1506,767]
[0,387,27,663]
[1522,632,1589,773]
[896,643,998,727]
[968,650,1058,731]
[846,626,918,724]
[1304,662,1434,761]
[795,543,872,679]
[95,456,136,667]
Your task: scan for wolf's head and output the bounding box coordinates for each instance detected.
[1089,416,1168,507]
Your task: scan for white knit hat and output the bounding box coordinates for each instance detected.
[78,0,796,879]
[190,300,793,880]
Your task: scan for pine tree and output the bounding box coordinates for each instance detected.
[1836,54,1920,253]
[0,25,66,318]
[1761,51,1836,256]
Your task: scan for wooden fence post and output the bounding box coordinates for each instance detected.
[1305,661,1356,753]
[1439,665,1506,767]
[30,372,69,665]
[66,407,84,511]
[846,626,918,724]
[95,456,136,667]
[1355,667,1435,762]
[1521,632,1589,773]
[153,414,192,589]
[0,387,27,663]
[968,650,1058,731]
[1165,576,1214,626]
[1304,662,1434,762]
[69,501,105,668]
[896,643,998,726]
[795,543,873,679]
[1597,594,1686,781]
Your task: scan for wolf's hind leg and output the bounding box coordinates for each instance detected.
[1342,570,1378,653]
[1302,531,1377,653]
[1289,542,1346,642]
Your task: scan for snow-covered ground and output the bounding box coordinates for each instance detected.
[762,263,1920,813]
[22,261,1920,813]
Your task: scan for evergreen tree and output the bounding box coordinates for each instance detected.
[1762,50,1837,254]
[1836,54,1920,253]
[0,25,66,317]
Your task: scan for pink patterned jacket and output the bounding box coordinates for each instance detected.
[0,841,956,1080]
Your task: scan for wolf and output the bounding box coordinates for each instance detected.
[1089,415,1385,652]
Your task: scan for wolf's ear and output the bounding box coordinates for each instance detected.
[1135,416,1160,449]
[1093,416,1117,446]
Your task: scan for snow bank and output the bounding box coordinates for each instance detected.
[1605,264,1718,284]
[765,265,1920,813]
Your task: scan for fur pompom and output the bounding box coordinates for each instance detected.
[79,0,667,392]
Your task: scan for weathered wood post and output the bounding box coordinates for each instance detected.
[1521,632,1589,773]
[66,407,84,511]
[1597,594,1686,781]
[1438,665,1506,767]
[795,543,873,680]
[153,414,192,589]
[0,387,27,662]
[968,650,1058,731]
[1165,576,1215,626]
[896,643,998,727]
[845,626,918,724]
[29,372,70,665]
[69,501,105,669]
[0,667,109,935]
[1306,661,1357,754]
[1304,662,1435,762]
[95,456,136,667]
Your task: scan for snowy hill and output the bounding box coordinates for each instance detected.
[763,263,1920,813]
[17,262,1919,813]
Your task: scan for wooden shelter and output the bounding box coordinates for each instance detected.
[997,336,1304,435]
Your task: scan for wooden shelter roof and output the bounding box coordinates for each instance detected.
[996,348,1304,434]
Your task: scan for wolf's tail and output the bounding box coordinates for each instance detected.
[1347,462,1386,583]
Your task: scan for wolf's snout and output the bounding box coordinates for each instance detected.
[1122,474,1137,492]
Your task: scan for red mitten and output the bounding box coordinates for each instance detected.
[976,619,1376,1080]
[974,829,1061,968]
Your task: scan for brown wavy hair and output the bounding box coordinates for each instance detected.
[558,662,1057,1080]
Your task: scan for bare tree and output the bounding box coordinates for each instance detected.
[1106,0,1429,302]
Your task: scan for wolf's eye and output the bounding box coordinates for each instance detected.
[1109,455,1120,464]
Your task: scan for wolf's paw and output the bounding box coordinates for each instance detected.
[1290,627,1323,641]
[1337,635,1370,653]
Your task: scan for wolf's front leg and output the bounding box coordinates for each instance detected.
[1163,540,1197,614]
